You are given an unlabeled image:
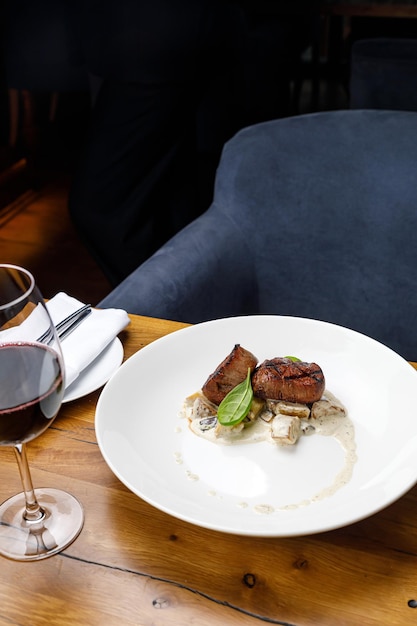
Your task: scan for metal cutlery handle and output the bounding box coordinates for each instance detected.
[37,304,92,344]
[58,307,92,340]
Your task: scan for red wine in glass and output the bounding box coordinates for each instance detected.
[0,264,84,561]
[0,343,64,445]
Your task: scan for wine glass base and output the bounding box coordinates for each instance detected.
[0,488,84,561]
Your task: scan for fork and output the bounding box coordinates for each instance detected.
[37,304,92,343]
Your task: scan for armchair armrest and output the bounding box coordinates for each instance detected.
[98,205,256,323]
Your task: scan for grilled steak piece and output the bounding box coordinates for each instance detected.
[251,358,325,404]
[202,344,258,405]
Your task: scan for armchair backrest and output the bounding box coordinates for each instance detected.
[100,110,417,359]
[209,110,417,358]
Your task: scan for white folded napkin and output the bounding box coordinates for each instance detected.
[47,292,130,388]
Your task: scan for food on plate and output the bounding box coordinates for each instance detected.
[270,413,301,445]
[251,357,325,404]
[182,344,347,447]
[202,344,258,405]
[217,368,254,427]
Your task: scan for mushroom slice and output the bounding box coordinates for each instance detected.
[186,393,217,418]
[311,391,346,420]
[245,397,266,424]
[196,415,217,432]
[266,399,310,419]
[271,414,301,445]
[214,421,245,439]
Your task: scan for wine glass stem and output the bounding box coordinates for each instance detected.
[13,444,45,523]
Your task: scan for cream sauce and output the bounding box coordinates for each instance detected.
[179,389,358,508]
[182,390,354,448]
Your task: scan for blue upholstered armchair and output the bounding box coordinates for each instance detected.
[99,110,417,360]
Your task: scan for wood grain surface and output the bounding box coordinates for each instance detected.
[1,315,417,626]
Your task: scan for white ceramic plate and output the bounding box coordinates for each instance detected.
[63,338,123,403]
[95,316,417,537]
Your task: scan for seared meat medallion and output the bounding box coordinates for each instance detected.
[251,357,325,404]
[202,344,258,405]
[202,346,325,407]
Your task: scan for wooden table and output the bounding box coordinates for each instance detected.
[2,314,417,626]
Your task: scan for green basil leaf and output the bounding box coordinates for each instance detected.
[217,368,253,427]
[284,355,301,362]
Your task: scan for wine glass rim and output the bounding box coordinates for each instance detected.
[0,264,35,310]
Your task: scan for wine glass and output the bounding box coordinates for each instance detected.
[0,264,84,560]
